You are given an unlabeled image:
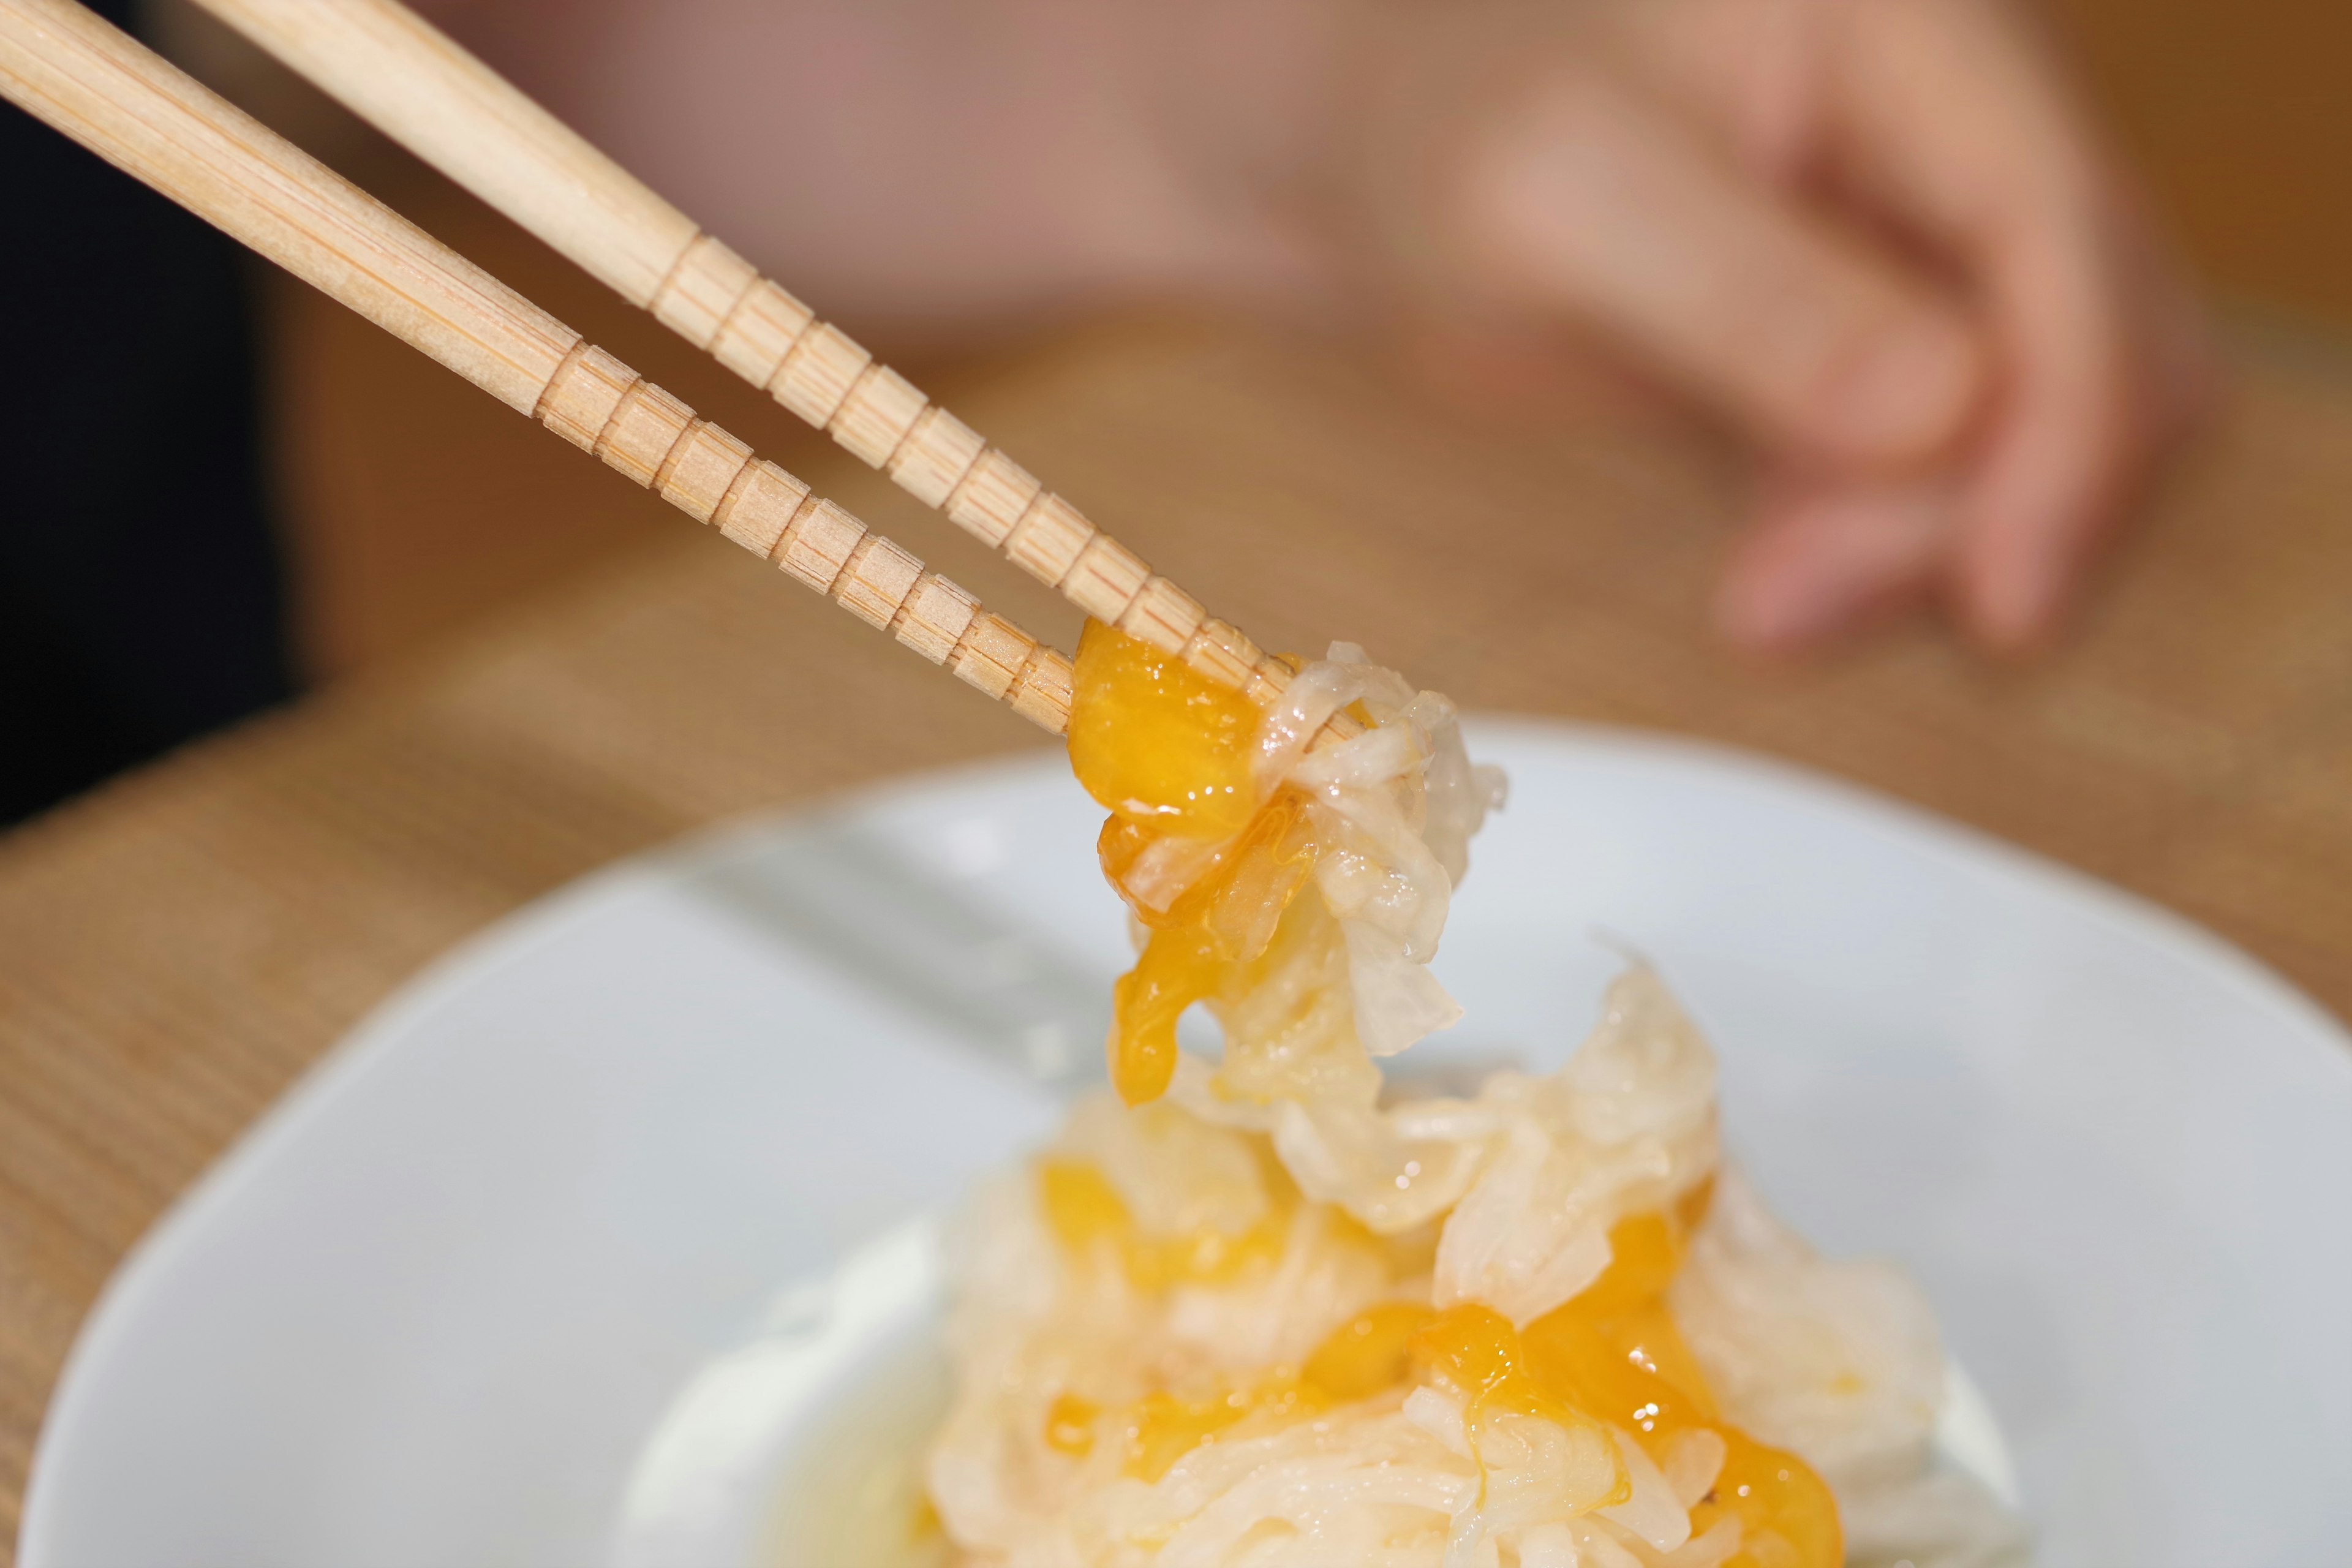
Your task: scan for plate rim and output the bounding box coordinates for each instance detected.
[20,715,2349,1562]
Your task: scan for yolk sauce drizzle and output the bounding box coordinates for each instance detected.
[1036,1157,1288,1291]
[1069,620,1318,1105]
[1412,1187,1842,1568]
[1302,1301,1436,1400]
[1035,1148,1834,1556]
[1121,1376,1329,1482]
[1409,1301,1626,1509]
[1068,619,1261,841]
[1061,625,1838,1558]
[1055,1314,1431,1483]
[1035,1155,1404,1479]
[1044,1392,1101,1457]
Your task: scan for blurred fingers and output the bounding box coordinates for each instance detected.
[1716,477,1954,652]
[1394,311,1676,429]
[1617,0,2214,651]
[1948,222,2133,649]
[1948,203,2215,649]
[1820,0,2217,649]
[1455,67,1983,469]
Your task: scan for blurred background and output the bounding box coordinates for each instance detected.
[36,0,2352,699]
[249,0,2352,678]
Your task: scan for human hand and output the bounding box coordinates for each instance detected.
[446,0,2209,655]
[1321,0,2214,654]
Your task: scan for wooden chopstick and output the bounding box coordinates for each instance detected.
[184,0,1316,717]
[0,0,1074,735]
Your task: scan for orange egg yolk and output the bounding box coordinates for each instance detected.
[1063,623,1838,1556]
[1121,1375,1328,1482]
[1420,1195,1843,1568]
[1036,1183,1834,1561]
[1035,1158,1287,1291]
[1049,1308,1437,1484]
[1068,619,1321,1105]
[1099,796,1318,1103]
[1303,1302,1436,1400]
[1044,1392,1100,1457]
[1068,619,1261,839]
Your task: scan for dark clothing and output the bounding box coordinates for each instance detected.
[0,0,294,827]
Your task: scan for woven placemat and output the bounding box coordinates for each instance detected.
[2,315,2348,1555]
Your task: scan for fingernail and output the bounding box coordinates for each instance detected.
[1814,316,1980,461]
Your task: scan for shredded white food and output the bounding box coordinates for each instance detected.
[927,647,2026,1567]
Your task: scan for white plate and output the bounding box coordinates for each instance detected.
[21,722,2352,1568]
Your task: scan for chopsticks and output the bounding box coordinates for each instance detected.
[184,0,1313,715]
[2,0,1357,753]
[0,0,1075,730]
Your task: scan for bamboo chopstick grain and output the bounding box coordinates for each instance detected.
[0,0,1074,734]
[187,0,1323,717]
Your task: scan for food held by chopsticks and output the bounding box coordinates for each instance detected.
[0,5,2026,1559]
[924,626,2024,1567]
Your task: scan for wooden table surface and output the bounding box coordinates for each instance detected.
[4,313,2351,1559]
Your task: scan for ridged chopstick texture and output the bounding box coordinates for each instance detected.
[0,0,1074,731]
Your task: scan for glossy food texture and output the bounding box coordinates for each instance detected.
[926,636,2011,1566]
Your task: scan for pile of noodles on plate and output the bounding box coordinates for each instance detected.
[925,625,2026,1568]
